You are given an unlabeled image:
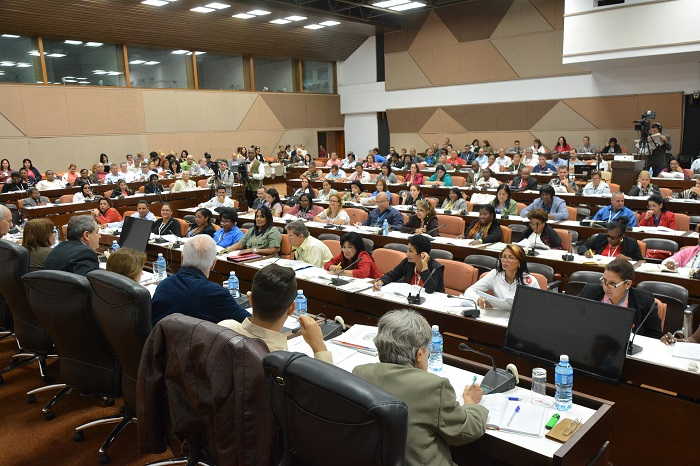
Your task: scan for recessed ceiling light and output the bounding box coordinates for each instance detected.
[64,76,76,79]
[77,77,88,80]
[92,70,106,74]
[232,13,255,19]
[372,0,409,7]
[319,20,340,26]
[205,2,230,9]
[79,81,90,84]
[85,42,103,47]
[285,15,307,21]
[389,1,425,11]
[247,9,271,15]
[129,60,146,64]
[107,71,123,76]
[144,61,160,65]
[190,6,214,13]
[1,34,20,38]
[270,19,291,24]
[171,49,190,54]
[64,79,78,83]
[64,40,83,45]
[0,61,16,67]
[16,62,32,67]
[28,50,41,56]
[46,53,66,58]
[141,0,169,6]
[194,51,206,55]
[304,24,325,30]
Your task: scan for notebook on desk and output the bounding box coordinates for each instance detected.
[480,394,546,437]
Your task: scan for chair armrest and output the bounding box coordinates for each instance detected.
[547,280,562,291]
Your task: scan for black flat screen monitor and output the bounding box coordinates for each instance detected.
[505,286,635,383]
[118,216,153,252]
[574,164,593,177]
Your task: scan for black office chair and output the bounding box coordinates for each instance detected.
[429,249,453,260]
[384,242,408,253]
[642,238,679,256]
[362,238,375,252]
[637,281,696,333]
[22,271,119,421]
[0,241,53,384]
[0,295,12,339]
[689,216,700,230]
[526,262,561,291]
[84,269,152,464]
[464,254,498,276]
[263,351,408,466]
[318,233,341,241]
[565,270,603,296]
[508,224,528,243]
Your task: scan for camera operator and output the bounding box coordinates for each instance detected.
[647,122,671,176]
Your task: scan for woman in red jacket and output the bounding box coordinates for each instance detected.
[404,162,424,186]
[639,194,677,229]
[93,198,123,225]
[324,232,381,279]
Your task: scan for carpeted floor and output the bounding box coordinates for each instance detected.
[0,336,171,466]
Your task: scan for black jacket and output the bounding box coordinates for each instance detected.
[43,240,99,276]
[627,184,660,197]
[401,214,439,236]
[578,233,642,260]
[111,186,133,198]
[187,224,216,238]
[465,219,502,243]
[380,258,445,294]
[2,182,29,193]
[579,284,662,338]
[521,225,562,249]
[145,182,164,194]
[510,176,538,191]
[152,218,181,237]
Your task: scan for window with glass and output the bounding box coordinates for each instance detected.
[254,57,293,92]
[196,53,245,90]
[127,46,193,89]
[43,38,125,86]
[302,60,334,94]
[0,34,42,84]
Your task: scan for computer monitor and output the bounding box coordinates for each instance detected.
[505,286,635,383]
[118,216,153,252]
[574,164,593,178]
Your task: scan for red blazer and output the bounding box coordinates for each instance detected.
[323,251,381,279]
[639,210,676,229]
[97,208,123,225]
[406,172,424,186]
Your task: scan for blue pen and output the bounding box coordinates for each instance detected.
[508,397,521,401]
[506,405,520,427]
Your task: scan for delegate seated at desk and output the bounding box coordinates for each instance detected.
[517,209,562,250]
[286,220,333,267]
[662,237,700,271]
[224,206,281,256]
[463,244,540,310]
[582,171,611,196]
[324,231,381,279]
[579,258,662,338]
[402,200,439,236]
[363,193,404,228]
[591,192,638,227]
[373,234,445,293]
[638,194,677,229]
[509,166,537,191]
[152,203,181,237]
[213,209,244,248]
[519,185,569,221]
[353,310,486,466]
[465,205,502,244]
[578,220,642,260]
[219,264,331,362]
[151,234,250,326]
[44,215,100,276]
[22,187,49,207]
[131,200,157,222]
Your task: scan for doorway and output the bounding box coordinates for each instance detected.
[317,130,345,157]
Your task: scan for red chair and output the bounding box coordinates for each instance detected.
[451,176,466,187]
[553,228,572,251]
[390,193,400,205]
[436,259,478,295]
[500,225,512,243]
[280,234,293,259]
[58,194,74,204]
[175,218,189,236]
[436,215,465,238]
[674,213,690,231]
[566,206,577,221]
[345,208,368,225]
[609,183,620,193]
[638,240,647,257]
[197,179,209,188]
[372,248,405,275]
[659,188,672,199]
[322,239,341,258]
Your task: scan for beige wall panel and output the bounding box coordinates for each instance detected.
[0,137,30,161]
[0,113,23,137]
[490,0,553,39]
[420,109,467,134]
[238,96,284,131]
[531,101,596,131]
[173,91,212,133]
[387,107,437,133]
[636,93,683,129]
[436,0,513,43]
[105,88,146,135]
[529,0,564,30]
[491,31,585,79]
[143,90,180,133]
[20,86,70,137]
[261,94,309,129]
[305,95,344,129]
[444,100,556,132]
[0,86,28,135]
[409,12,458,54]
[563,96,639,130]
[384,26,423,54]
[385,52,432,90]
[390,133,431,151]
[65,88,114,135]
[419,132,470,147]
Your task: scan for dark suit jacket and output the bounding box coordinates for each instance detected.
[151,266,250,326]
[43,240,99,276]
[381,258,445,293]
[152,218,182,237]
[578,233,642,260]
[579,284,662,338]
[509,176,538,191]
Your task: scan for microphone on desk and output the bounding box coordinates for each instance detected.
[330,257,360,287]
[407,264,440,305]
[458,343,517,394]
[527,233,540,256]
[446,295,480,318]
[627,301,657,355]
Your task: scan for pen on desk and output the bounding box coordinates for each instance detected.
[472,375,477,385]
[507,397,521,401]
[506,405,520,427]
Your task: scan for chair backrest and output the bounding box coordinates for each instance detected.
[526,262,554,281]
[655,298,667,332]
[637,281,688,333]
[674,213,690,231]
[384,242,408,253]
[500,225,512,243]
[103,189,113,198]
[322,239,341,258]
[401,213,410,225]
[88,270,152,412]
[0,241,52,355]
[16,198,24,209]
[436,214,465,238]
[137,185,145,193]
[23,270,119,395]
[174,218,189,236]
[637,240,647,257]
[362,238,374,252]
[659,187,672,199]
[609,183,620,193]
[390,193,400,205]
[429,249,453,261]
[565,270,603,295]
[280,234,292,258]
[372,248,406,275]
[516,202,527,215]
[553,228,572,252]
[451,176,466,187]
[642,238,679,253]
[263,351,407,466]
[197,179,208,188]
[436,259,477,295]
[123,210,136,218]
[566,206,577,221]
[426,197,439,208]
[318,233,341,241]
[345,208,368,225]
[59,194,74,204]
[508,223,528,243]
[464,254,498,275]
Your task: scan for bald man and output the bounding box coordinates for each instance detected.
[363,192,404,228]
[0,204,12,238]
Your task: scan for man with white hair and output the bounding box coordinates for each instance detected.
[151,234,250,325]
[0,204,12,238]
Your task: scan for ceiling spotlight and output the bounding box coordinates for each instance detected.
[46,53,66,58]
[16,62,32,67]
[205,2,230,9]
[129,60,146,64]
[270,19,291,24]
[85,42,103,47]
[285,15,307,21]
[304,24,325,30]
[0,61,16,67]
[194,51,206,55]
[64,40,83,45]
[190,6,214,13]
[319,20,340,26]
[92,70,107,74]
[144,61,160,65]
[389,1,425,11]
[171,50,190,54]
[372,0,409,7]
[1,34,20,38]
[247,9,271,15]
[141,0,169,6]
[107,71,123,76]
[232,13,254,19]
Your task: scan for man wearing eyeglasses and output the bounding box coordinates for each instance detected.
[579,258,662,338]
[577,220,642,261]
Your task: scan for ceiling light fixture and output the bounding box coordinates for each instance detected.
[389,1,425,11]
[0,61,16,67]
[205,2,230,9]
[171,49,190,54]
[304,24,325,30]
[63,79,78,83]
[319,20,340,26]
[372,0,409,7]
[107,71,123,76]
[232,13,254,19]
[144,61,160,65]
[141,0,169,6]
[92,70,107,74]
[77,77,88,80]
[247,9,271,15]
[79,81,90,84]
[194,51,206,55]
[28,50,41,56]
[270,19,291,24]
[190,6,214,13]
[85,42,103,47]
[64,40,83,45]
[46,53,66,58]
[129,59,146,64]
[16,62,32,67]
[1,34,20,38]
[285,15,307,21]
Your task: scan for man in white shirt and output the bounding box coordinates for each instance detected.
[117,162,136,183]
[130,200,157,221]
[171,171,197,192]
[35,170,66,191]
[493,149,512,172]
[582,171,611,196]
[522,148,538,167]
[103,165,122,185]
[347,163,371,183]
[199,186,236,210]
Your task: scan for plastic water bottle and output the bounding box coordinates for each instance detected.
[294,290,308,317]
[154,253,167,281]
[428,325,443,373]
[52,226,59,246]
[554,354,573,411]
[111,240,120,253]
[227,271,240,298]
[382,218,389,236]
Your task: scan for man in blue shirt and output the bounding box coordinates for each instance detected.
[151,234,250,325]
[532,155,557,173]
[520,185,570,221]
[213,209,244,248]
[363,192,404,228]
[371,148,387,164]
[591,192,638,226]
[549,153,568,169]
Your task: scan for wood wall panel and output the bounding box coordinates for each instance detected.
[0,113,23,137]
[0,86,28,135]
[20,86,70,137]
[238,97,284,131]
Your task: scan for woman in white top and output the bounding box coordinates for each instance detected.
[317,179,337,201]
[463,244,540,311]
[530,138,548,155]
[73,184,98,203]
[314,193,350,225]
[582,171,611,196]
[475,168,500,189]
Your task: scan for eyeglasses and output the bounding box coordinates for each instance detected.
[599,277,629,288]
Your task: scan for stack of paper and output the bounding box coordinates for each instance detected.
[480,394,546,437]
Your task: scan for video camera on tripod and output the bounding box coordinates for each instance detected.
[634,110,656,133]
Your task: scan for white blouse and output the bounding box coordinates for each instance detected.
[463,269,541,307]
[316,208,350,225]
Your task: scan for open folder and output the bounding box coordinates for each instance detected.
[480,394,546,437]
